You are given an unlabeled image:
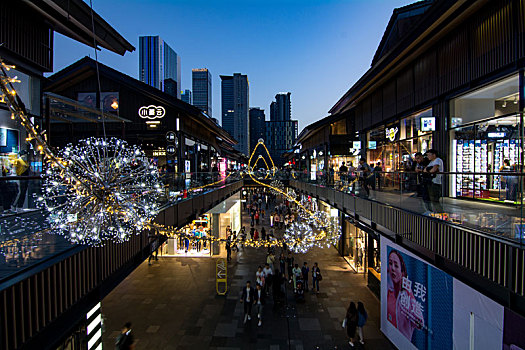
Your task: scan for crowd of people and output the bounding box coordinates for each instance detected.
[240,247,324,327]
[329,150,446,214]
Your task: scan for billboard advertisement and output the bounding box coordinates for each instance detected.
[380,239,516,350]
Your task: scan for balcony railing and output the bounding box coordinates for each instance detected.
[292,170,525,245]
[0,172,240,282]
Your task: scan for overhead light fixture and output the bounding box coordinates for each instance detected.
[502,101,507,108]
[514,97,518,104]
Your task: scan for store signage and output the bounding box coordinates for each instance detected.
[385,126,399,142]
[185,160,191,173]
[138,105,165,119]
[421,117,436,131]
[368,141,377,149]
[166,131,176,142]
[166,144,176,155]
[488,132,506,138]
[352,141,361,150]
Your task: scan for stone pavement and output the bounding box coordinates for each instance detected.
[101,194,394,349]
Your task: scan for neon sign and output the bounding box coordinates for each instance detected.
[138,105,165,119]
[385,127,399,142]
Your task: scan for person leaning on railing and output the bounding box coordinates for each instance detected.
[423,149,444,214]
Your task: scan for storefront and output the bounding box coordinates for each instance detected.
[450,74,522,203]
[340,216,381,296]
[367,108,434,172]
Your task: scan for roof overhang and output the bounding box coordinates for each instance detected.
[329,0,488,115]
[21,0,134,56]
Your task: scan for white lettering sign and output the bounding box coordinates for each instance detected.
[138,105,166,119]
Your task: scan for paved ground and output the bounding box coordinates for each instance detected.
[101,194,394,349]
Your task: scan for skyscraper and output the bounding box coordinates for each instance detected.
[270,92,291,121]
[221,73,249,155]
[249,108,266,155]
[266,92,298,165]
[192,69,212,116]
[181,89,192,104]
[139,36,181,98]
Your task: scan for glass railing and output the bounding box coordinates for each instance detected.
[0,172,241,281]
[292,170,525,244]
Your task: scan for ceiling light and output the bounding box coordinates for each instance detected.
[502,101,507,108]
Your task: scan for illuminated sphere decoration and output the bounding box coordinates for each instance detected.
[283,198,341,253]
[269,179,285,195]
[37,138,163,246]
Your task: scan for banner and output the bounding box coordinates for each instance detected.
[380,239,514,350]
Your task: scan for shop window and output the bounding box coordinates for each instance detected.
[449,74,521,203]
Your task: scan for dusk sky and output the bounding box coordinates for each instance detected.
[53,0,413,132]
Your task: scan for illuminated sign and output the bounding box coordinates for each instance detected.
[368,141,377,149]
[166,145,176,155]
[138,105,165,119]
[488,132,506,138]
[166,131,176,142]
[385,127,399,142]
[421,117,436,131]
[352,141,361,150]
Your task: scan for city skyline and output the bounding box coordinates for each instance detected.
[51,0,413,132]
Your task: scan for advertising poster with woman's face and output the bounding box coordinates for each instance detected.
[381,240,453,349]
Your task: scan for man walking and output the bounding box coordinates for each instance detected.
[240,281,255,324]
[301,262,310,291]
[255,283,266,326]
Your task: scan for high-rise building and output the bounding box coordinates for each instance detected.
[266,92,297,165]
[192,69,212,116]
[249,108,266,155]
[270,92,291,121]
[164,78,178,97]
[181,89,192,104]
[221,73,249,155]
[139,36,181,98]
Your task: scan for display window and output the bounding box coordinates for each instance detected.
[342,220,367,274]
[449,74,521,203]
[367,108,434,189]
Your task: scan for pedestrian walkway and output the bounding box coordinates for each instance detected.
[101,192,394,349]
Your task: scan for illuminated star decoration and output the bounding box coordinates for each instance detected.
[269,179,285,196]
[36,137,164,246]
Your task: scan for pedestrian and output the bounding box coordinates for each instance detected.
[272,269,282,301]
[225,236,232,262]
[274,213,279,228]
[255,210,260,225]
[279,253,286,275]
[261,227,266,240]
[374,162,382,190]
[301,262,309,291]
[255,283,265,326]
[423,149,444,213]
[357,301,368,345]
[312,262,321,294]
[256,266,265,287]
[266,251,275,271]
[270,212,274,227]
[292,263,302,292]
[261,209,265,218]
[263,263,273,295]
[253,229,259,241]
[358,158,374,196]
[115,322,134,350]
[240,281,255,324]
[286,251,294,282]
[343,302,358,347]
[250,211,255,227]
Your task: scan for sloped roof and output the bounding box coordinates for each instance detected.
[371,1,434,66]
[21,0,134,55]
[45,57,237,145]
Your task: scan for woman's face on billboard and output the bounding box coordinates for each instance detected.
[388,252,403,284]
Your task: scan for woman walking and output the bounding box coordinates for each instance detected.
[357,302,368,345]
[344,302,358,347]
